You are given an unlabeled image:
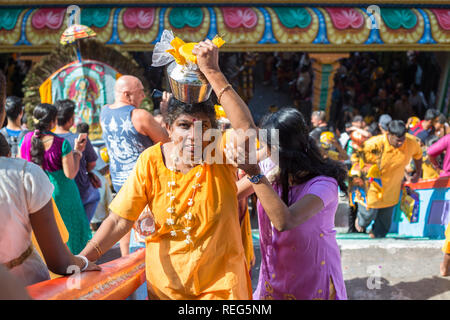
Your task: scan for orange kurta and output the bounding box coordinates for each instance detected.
[109,142,252,300]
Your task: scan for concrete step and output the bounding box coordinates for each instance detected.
[101,235,450,300]
[251,232,449,300]
[337,238,449,300]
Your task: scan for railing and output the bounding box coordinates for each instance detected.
[26,248,145,300]
[404,176,450,190]
[398,176,450,239]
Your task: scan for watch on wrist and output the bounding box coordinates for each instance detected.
[247,173,265,184]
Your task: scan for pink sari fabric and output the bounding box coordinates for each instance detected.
[254,158,347,300]
[20,132,64,172]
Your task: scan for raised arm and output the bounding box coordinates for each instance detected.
[192,40,256,132]
[226,145,325,231]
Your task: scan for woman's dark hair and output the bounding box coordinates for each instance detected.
[5,96,23,121]
[0,133,10,157]
[165,98,217,128]
[76,122,89,134]
[260,108,348,205]
[424,108,439,121]
[436,113,447,125]
[387,120,407,138]
[54,99,75,126]
[426,135,440,148]
[31,103,57,166]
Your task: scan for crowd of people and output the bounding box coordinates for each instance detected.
[0,44,449,300]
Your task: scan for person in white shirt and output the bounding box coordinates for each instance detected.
[0,71,99,286]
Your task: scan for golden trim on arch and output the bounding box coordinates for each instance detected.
[2,0,448,5]
[1,44,450,54]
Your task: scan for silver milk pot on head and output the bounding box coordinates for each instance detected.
[166,61,213,104]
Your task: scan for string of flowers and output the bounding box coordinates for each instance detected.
[166,153,204,245]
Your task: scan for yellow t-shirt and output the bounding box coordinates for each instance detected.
[362,133,422,208]
[109,142,252,300]
[422,156,440,180]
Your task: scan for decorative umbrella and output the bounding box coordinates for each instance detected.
[60,24,96,45]
[60,5,96,61]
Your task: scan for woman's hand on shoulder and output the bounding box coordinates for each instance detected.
[224,141,260,176]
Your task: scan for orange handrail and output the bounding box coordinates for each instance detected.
[404,176,450,190]
[26,248,145,300]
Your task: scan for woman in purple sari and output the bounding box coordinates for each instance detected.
[228,108,348,300]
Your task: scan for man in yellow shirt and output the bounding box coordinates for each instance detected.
[355,120,422,238]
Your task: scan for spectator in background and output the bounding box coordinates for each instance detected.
[89,148,113,231]
[434,113,450,138]
[341,92,355,126]
[339,122,353,152]
[0,133,11,157]
[76,122,89,134]
[310,110,332,144]
[427,134,450,177]
[393,90,413,122]
[21,112,29,131]
[410,108,440,144]
[54,100,101,223]
[19,103,92,254]
[378,114,392,135]
[406,116,420,131]
[355,120,422,238]
[350,115,372,139]
[408,84,427,118]
[152,91,173,128]
[100,75,169,258]
[319,131,349,161]
[342,116,372,160]
[159,91,173,117]
[0,96,26,157]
